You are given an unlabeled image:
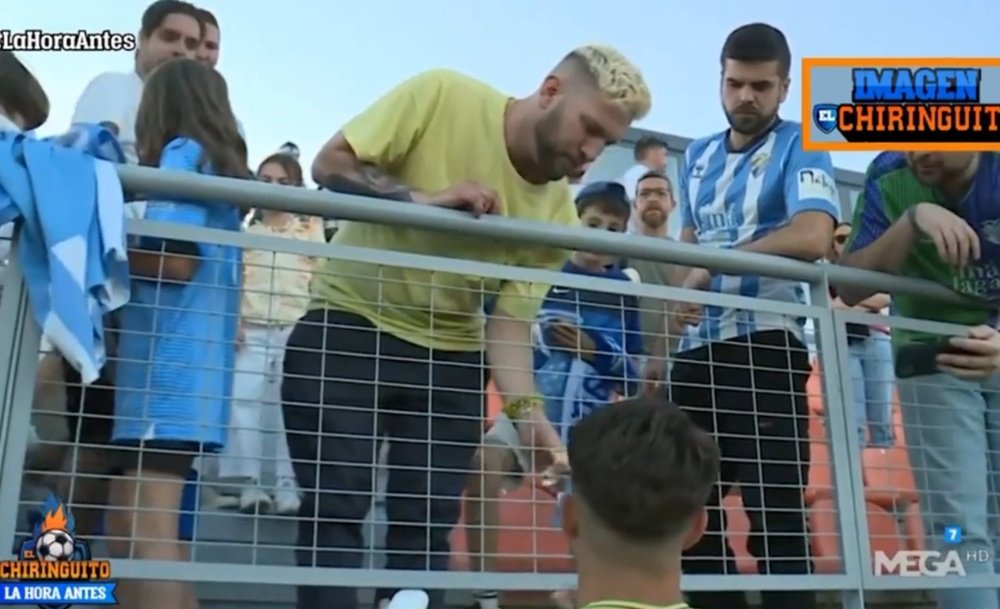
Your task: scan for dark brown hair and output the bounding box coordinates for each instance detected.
[637,169,673,191]
[0,51,49,131]
[721,23,791,79]
[196,7,218,28]
[141,0,202,38]
[569,395,720,542]
[257,153,304,186]
[633,135,667,162]
[136,58,249,179]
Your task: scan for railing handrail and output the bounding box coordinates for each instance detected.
[117,164,971,304]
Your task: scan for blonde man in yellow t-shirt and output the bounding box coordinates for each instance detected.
[556,396,720,609]
[282,45,650,609]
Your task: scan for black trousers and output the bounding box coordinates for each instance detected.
[670,330,814,609]
[281,309,485,609]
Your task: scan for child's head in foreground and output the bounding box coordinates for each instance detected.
[572,181,631,270]
[562,395,720,569]
[0,51,49,131]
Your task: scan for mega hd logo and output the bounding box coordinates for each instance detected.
[802,58,1000,151]
[0,495,116,608]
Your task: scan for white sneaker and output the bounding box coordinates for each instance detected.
[202,485,240,510]
[272,477,301,515]
[239,486,273,514]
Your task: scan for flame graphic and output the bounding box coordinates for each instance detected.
[37,495,72,533]
[41,503,68,533]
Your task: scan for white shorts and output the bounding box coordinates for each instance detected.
[482,412,531,482]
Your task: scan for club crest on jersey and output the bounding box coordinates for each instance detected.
[750,153,770,178]
[980,218,1000,245]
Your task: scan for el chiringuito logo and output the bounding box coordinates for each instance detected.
[0,495,117,608]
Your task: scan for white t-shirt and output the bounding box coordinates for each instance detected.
[72,71,143,164]
[620,163,653,233]
[620,163,649,202]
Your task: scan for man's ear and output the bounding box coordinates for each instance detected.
[559,493,579,541]
[539,74,564,110]
[681,507,708,550]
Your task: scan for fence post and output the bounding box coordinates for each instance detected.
[0,243,44,552]
[809,279,869,609]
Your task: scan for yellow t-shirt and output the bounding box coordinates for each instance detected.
[311,69,579,351]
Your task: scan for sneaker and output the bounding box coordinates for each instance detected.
[272,477,301,515]
[201,485,239,510]
[551,590,576,609]
[470,590,499,609]
[239,486,272,514]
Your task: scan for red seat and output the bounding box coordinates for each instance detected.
[862,446,918,510]
[809,497,903,574]
[806,413,834,505]
[450,482,572,573]
[807,360,825,415]
[902,501,926,552]
[722,492,757,574]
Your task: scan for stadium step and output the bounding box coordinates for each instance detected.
[190,501,387,566]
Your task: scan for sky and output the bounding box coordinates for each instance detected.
[7,0,998,179]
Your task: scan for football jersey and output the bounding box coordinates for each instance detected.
[678,120,840,352]
[847,151,1000,351]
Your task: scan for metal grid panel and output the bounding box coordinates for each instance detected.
[0,199,995,608]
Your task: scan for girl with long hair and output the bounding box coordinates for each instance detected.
[108,57,249,609]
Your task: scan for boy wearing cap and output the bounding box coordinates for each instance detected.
[464,181,644,609]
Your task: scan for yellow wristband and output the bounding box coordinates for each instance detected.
[502,396,543,419]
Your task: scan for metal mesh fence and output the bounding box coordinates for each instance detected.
[0,215,997,609]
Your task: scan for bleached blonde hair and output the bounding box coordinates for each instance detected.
[564,44,652,121]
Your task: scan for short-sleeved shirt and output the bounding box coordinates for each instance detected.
[622,240,679,355]
[311,69,579,351]
[72,71,143,164]
[241,216,326,325]
[677,120,840,352]
[847,151,1000,352]
[113,138,243,448]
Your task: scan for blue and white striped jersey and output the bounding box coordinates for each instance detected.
[678,120,839,352]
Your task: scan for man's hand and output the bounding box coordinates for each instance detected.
[912,203,981,267]
[642,357,666,395]
[417,180,502,217]
[682,267,712,290]
[667,267,711,332]
[547,322,597,359]
[937,325,1000,379]
[670,301,702,331]
[538,447,570,494]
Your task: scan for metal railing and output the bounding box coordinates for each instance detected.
[0,164,995,609]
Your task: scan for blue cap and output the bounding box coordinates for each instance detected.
[574,180,627,205]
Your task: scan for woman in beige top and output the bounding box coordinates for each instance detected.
[215,153,325,514]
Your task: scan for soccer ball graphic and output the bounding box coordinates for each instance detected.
[36,529,74,561]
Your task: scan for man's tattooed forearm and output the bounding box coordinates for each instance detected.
[321,163,414,202]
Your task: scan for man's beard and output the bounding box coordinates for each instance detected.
[641,209,666,229]
[724,106,776,137]
[535,105,568,181]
